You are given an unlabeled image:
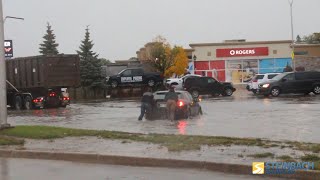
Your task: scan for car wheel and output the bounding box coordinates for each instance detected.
[223,88,233,96]
[191,89,199,98]
[313,85,320,95]
[111,80,118,88]
[252,89,257,94]
[271,87,280,97]
[147,79,155,87]
[15,96,22,110]
[24,96,33,110]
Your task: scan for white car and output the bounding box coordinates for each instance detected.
[247,73,281,93]
[165,74,201,90]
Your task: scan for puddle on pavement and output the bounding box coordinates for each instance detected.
[7,95,320,143]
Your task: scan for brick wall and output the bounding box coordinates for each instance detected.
[295,56,320,71]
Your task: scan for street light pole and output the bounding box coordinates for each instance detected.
[289,0,295,71]
[0,0,9,129]
[4,16,24,23]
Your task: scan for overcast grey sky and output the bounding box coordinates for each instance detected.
[3,0,320,61]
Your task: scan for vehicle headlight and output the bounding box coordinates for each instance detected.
[262,84,270,88]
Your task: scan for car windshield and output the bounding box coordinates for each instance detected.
[118,69,129,75]
[272,73,289,81]
[253,75,264,80]
[153,92,184,100]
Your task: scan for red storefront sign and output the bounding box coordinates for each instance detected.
[216,47,269,57]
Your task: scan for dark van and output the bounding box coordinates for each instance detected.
[258,71,320,97]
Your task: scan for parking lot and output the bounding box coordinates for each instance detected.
[7,89,320,143]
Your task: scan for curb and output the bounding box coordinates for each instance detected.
[0,149,319,179]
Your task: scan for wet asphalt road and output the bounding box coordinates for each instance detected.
[7,91,320,143]
[0,158,280,180]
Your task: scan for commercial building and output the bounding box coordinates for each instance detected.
[294,44,320,71]
[190,40,293,84]
[135,39,320,84]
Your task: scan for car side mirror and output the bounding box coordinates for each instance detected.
[281,78,287,82]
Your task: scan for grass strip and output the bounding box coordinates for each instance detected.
[0,126,269,151]
[248,152,275,158]
[0,136,24,146]
[1,126,320,153]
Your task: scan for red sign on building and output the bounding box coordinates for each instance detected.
[216,47,269,57]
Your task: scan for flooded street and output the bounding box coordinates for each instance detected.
[7,91,320,143]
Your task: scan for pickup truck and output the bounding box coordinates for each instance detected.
[107,68,163,88]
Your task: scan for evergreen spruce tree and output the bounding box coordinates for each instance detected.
[77,26,104,89]
[296,35,302,43]
[39,23,59,55]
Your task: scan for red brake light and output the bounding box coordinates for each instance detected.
[178,101,184,107]
[33,98,43,103]
[253,79,258,82]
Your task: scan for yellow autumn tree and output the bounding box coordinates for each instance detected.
[165,46,188,77]
[149,36,188,78]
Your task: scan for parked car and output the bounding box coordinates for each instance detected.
[165,74,201,90]
[258,71,320,97]
[145,90,202,120]
[183,76,236,98]
[246,73,280,94]
[107,68,163,88]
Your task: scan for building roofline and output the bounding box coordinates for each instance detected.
[184,48,194,52]
[293,43,320,47]
[189,40,292,47]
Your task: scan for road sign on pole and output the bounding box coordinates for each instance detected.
[291,51,295,60]
[4,40,13,58]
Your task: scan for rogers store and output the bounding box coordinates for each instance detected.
[189,40,293,84]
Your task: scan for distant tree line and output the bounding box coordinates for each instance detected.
[296,32,320,44]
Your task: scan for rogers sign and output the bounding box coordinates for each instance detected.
[216,47,269,57]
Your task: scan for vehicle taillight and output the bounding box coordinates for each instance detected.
[33,98,43,103]
[63,97,70,101]
[49,93,56,97]
[253,79,258,82]
[178,101,184,107]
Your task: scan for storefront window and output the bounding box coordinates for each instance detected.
[193,58,291,84]
[226,60,258,83]
[242,60,258,83]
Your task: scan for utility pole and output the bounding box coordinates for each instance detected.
[289,0,295,71]
[0,0,9,129]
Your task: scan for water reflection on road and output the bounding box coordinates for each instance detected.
[7,94,320,143]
